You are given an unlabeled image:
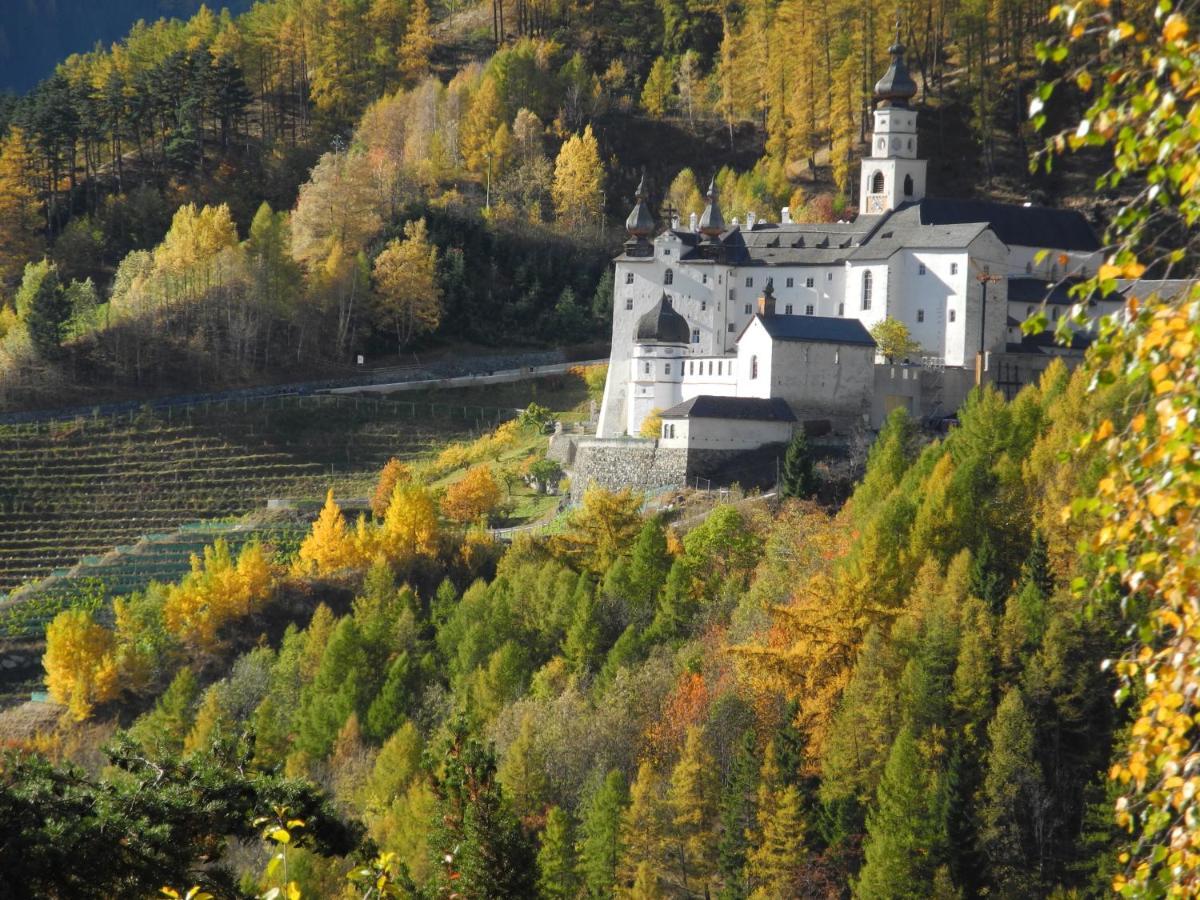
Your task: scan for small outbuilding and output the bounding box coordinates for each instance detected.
[658,395,796,449]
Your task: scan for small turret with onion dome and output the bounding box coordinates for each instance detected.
[874,28,918,108]
[623,171,656,257]
[698,177,725,242]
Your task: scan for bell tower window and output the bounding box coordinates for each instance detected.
[903,174,914,197]
[664,268,673,285]
[871,171,885,193]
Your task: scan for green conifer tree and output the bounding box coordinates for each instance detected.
[129,667,200,754]
[716,730,759,899]
[428,718,537,897]
[977,688,1044,899]
[855,726,952,899]
[364,651,412,743]
[779,428,817,499]
[628,517,671,615]
[577,768,628,898]
[564,583,601,674]
[538,806,579,899]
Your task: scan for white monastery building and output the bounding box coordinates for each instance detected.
[597,37,1110,442]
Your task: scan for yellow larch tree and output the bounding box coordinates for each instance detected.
[398,0,434,85]
[371,217,441,351]
[0,126,42,291]
[43,608,120,721]
[163,539,274,651]
[297,490,358,575]
[379,481,440,565]
[552,125,603,234]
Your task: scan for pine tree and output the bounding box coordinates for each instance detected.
[779,428,817,499]
[129,667,200,754]
[371,217,441,352]
[978,687,1044,899]
[296,490,355,575]
[428,719,537,897]
[15,259,68,358]
[538,806,579,899]
[628,517,671,615]
[716,730,759,899]
[577,768,627,898]
[0,126,42,290]
[665,726,718,896]
[364,651,412,742]
[855,726,952,899]
[564,582,601,674]
[297,617,370,758]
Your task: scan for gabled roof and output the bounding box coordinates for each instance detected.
[885,198,1100,251]
[742,314,876,347]
[661,395,796,422]
[850,221,990,261]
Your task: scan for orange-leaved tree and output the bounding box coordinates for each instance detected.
[441,464,502,524]
[372,458,411,518]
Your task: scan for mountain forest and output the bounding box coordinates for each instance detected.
[0,0,1198,898]
[0,0,1099,409]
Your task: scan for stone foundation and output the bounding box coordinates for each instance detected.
[569,438,688,501]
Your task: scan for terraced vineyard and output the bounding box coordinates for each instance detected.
[0,394,506,595]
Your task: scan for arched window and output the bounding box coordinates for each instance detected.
[862,271,873,309]
[871,170,885,193]
[903,174,914,197]
[751,355,759,379]
[664,268,673,285]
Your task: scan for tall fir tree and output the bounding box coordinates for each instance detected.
[665,726,718,896]
[538,806,579,899]
[577,768,628,898]
[779,428,817,499]
[977,687,1044,899]
[716,730,759,899]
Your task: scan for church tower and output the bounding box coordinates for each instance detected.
[859,35,927,216]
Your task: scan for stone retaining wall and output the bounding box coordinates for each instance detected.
[569,438,688,501]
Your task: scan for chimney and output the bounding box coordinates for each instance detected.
[781,206,792,224]
[689,211,698,232]
[757,278,776,317]
[746,211,758,229]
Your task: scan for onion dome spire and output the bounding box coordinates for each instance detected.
[874,24,918,107]
[625,170,656,239]
[698,176,725,240]
[635,292,691,344]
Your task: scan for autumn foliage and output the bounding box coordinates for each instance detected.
[43,608,120,720]
[162,539,274,651]
[441,465,502,524]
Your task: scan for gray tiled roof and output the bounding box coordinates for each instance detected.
[748,314,877,346]
[849,221,989,261]
[886,198,1100,251]
[661,395,797,422]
